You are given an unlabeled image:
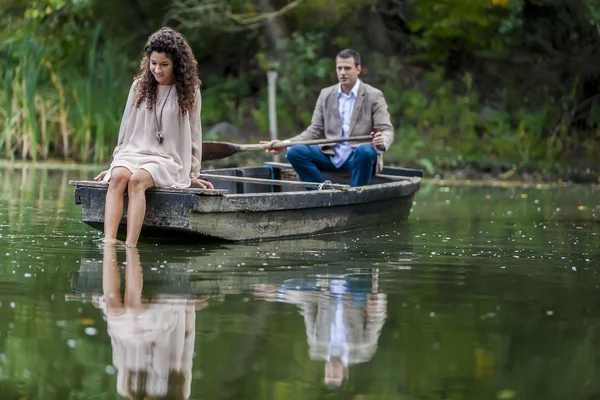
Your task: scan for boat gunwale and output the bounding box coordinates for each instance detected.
[218,176,420,198]
[194,177,421,213]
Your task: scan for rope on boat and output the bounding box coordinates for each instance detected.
[317,180,335,190]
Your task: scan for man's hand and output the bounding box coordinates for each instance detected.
[190,178,214,189]
[371,131,386,151]
[260,140,288,155]
[95,170,108,181]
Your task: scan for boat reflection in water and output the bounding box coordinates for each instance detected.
[93,244,207,400]
[255,268,386,389]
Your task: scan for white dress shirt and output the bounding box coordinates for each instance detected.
[327,279,350,366]
[331,80,361,168]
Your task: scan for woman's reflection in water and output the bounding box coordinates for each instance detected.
[95,244,207,400]
[255,269,387,389]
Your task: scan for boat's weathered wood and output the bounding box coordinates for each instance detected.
[197,173,350,190]
[188,192,416,241]
[372,173,414,181]
[379,166,424,178]
[68,180,227,195]
[194,179,419,213]
[74,187,199,231]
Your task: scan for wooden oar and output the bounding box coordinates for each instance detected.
[202,135,372,161]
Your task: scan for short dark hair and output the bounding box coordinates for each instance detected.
[336,49,361,67]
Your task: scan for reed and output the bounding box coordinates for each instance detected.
[0,26,129,163]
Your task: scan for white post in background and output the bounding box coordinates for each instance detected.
[267,70,279,162]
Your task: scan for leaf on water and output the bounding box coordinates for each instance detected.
[578,205,585,211]
[418,158,434,175]
[498,168,517,179]
[498,389,517,400]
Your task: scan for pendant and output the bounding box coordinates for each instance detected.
[157,131,164,144]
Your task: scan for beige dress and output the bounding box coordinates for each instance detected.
[100,297,196,399]
[103,80,202,188]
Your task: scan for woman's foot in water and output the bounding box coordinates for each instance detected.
[92,237,125,247]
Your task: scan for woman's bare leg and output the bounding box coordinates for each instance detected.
[104,167,132,242]
[125,169,154,247]
[102,243,124,315]
[124,246,145,312]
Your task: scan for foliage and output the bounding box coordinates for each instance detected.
[0,0,130,162]
[253,32,333,135]
[0,0,598,172]
[406,0,514,64]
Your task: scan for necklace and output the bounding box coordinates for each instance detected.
[154,84,173,144]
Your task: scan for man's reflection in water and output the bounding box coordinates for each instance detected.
[95,244,207,400]
[255,269,386,389]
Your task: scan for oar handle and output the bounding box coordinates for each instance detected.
[268,135,373,149]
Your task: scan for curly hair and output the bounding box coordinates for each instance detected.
[134,28,201,115]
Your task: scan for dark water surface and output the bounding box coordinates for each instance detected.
[0,166,599,400]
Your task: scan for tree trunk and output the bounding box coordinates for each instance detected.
[361,7,395,55]
[257,0,289,62]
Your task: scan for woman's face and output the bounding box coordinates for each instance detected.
[150,51,174,85]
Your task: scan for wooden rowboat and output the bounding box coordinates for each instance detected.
[70,162,422,241]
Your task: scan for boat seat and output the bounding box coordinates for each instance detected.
[263,162,416,182]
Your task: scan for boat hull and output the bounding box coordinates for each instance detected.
[73,165,421,241]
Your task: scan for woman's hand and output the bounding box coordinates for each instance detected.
[190,178,214,189]
[95,170,108,181]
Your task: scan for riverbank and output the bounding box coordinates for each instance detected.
[0,160,100,171]
[1,158,597,186]
[431,165,599,185]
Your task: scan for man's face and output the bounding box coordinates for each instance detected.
[324,359,348,388]
[336,57,361,88]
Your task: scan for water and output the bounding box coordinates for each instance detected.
[0,165,599,400]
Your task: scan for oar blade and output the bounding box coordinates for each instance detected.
[202,142,240,161]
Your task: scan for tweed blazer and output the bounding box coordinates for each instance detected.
[280,289,387,365]
[289,81,394,173]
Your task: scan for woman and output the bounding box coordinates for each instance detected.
[95,28,213,247]
[96,244,208,399]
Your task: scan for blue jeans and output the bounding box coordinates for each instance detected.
[286,144,377,187]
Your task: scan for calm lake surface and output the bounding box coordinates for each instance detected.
[0,165,599,400]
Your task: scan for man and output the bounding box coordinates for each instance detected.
[253,270,387,389]
[264,49,394,187]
